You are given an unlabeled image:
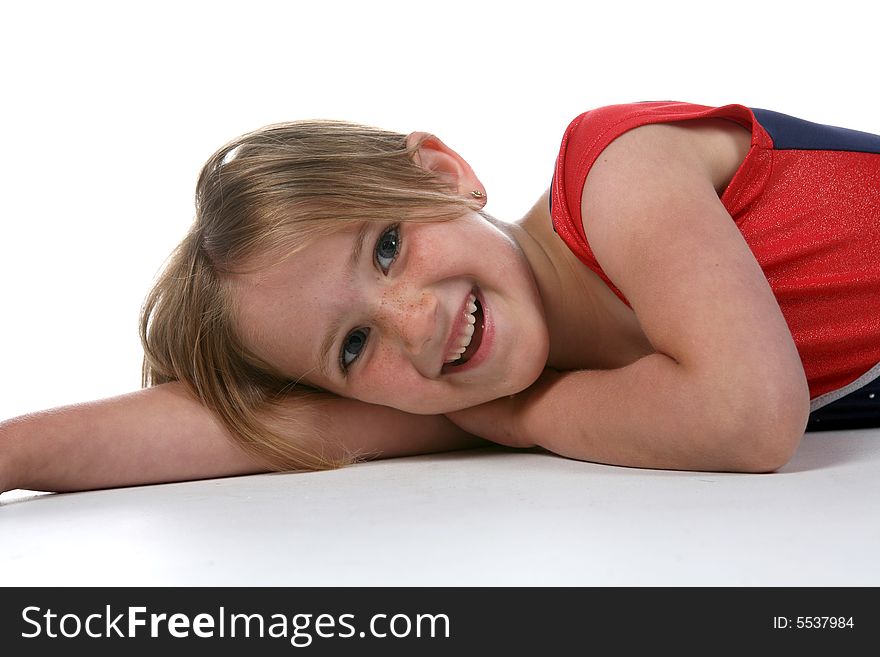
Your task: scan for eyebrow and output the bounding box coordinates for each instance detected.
[316,222,371,380]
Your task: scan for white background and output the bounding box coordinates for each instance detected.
[2,0,878,419]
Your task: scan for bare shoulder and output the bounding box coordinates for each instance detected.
[591,118,751,197]
[672,118,752,195]
[579,118,757,256]
[581,119,741,239]
[625,119,752,191]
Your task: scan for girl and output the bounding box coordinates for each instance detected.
[2,100,879,493]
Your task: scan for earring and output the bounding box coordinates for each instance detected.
[471,190,484,199]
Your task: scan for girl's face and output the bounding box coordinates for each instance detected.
[233,211,550,414]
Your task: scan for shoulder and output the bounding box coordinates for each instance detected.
[552,103,752,252]
[584,117,751,201]
[580,120,731,240]
[579,120,742,305]
[552,102,753,242]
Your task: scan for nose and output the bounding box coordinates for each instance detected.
[376,286,438,357]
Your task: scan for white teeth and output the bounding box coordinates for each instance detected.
[444,293,479,363]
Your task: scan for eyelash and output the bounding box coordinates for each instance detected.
[339,224,402,374]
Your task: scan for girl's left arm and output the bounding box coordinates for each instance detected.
[449,121,811,473]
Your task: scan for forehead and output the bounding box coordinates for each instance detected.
[239,225,359,290]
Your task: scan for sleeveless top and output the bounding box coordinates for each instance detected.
[549,101,880,411]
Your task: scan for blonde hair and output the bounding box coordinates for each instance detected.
[140,120,483,471]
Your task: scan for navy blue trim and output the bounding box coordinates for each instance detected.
[750,108,880,154]
[806,377,880,432]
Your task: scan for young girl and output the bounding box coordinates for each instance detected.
[2,100,879,493]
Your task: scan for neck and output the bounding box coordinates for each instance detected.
[498,191,653,371]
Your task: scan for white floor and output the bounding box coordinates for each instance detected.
[2,429,878,586]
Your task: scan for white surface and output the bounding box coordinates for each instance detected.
[3,429,878,586]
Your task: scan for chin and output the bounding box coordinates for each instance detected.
[390,393,495,416]
[380,347,550,416]
[436,370,550,415]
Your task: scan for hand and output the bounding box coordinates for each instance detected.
[444,367,563,448]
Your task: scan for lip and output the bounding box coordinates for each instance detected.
[441,286,492,375]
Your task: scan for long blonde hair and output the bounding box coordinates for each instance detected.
[140,120,482,471]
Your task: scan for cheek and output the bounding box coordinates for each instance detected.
[355,346,421,401]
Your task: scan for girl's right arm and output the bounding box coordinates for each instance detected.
[0,382,486,493]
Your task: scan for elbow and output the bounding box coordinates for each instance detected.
[732,428,803,473]
[717,422,804,473]
[718,379,810,473]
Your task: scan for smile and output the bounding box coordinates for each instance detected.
[441,288,485,373]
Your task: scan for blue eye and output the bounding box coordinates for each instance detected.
[375,224,401,272]
[341,328,370,371]
[338,225,400,374]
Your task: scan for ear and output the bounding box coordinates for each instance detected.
[406,131,487,205]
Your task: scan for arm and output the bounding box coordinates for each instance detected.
[449,360,803,472]
[449,122,810,472]
[575,122,810,470]
[1,382,485,493]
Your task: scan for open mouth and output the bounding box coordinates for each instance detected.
[441,293,485,374]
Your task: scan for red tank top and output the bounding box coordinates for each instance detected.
[549,101,880,411]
